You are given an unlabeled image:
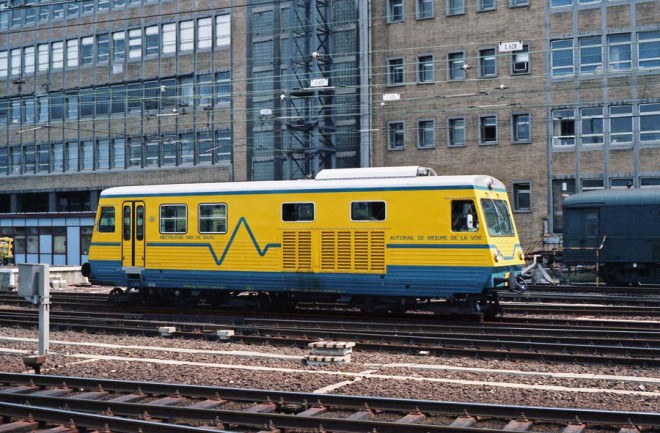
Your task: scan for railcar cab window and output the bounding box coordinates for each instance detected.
[98,206,115,232]
[481,199,515,236]
[199,203,227,233]
[282,203,314,222]
[451,200,479,232]
[160,204,187,233]
[351,201,386,221]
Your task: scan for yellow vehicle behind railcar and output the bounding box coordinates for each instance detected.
[82,166,525,315]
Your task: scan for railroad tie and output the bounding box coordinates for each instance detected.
[503,414,534,432]
[0,420,39,433]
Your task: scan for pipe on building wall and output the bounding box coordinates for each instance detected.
[359,0,372,168]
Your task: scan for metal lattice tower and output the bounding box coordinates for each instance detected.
[283,0,336,179]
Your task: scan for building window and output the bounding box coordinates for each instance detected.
[111,138,125,169]
[580,107,603,145]
[579,36,602,73]
[638,31,660,70]
[198,17,212,49]
[608,34,631,71]
[216,71,231,107]
[512,113,530,143]
[199,204,227,233]
[10,48,21,76]
[510,0,529,7]
[388,0,404,22]
[447,0,464,14]
[23,145,36,173]
[640,103,660,142]
[388,121,405,149]
[0,51,7,77]
[81,37,94,65]
[180,20,194,51]
[513,183,531,212]
[511,44,529,74]
[128,138,143,167]
[66,39,78,68]
[79,89,94,118]
[50,93,64,120]
[478,48,496,77]
[23,46,35,75]
[417,55,434,83]
[96,140,110,170]
[417,119,435,148]
[160,205,187,234]
[551,39,573,76]
[37,96,48,122]
[52,143,64,172]
[552,109,575,146]
[215,130,231,163]
[198,131,214,164]
[609,105,632,144]
[388,57,405,85]
[128,29,142,59]
[112,31,125,62]
[477,0,496,11]
[10,99,21,124]
[80,141,93,171]
[66,95,78,120]
[162,23,176,54]
[641,178,660,188]
[610,178,633,189]
[447,51,465,80]
[97,34,109,63]
[52,42,64,69]
[145,26,159,56]
[581,179,604,192]
[197,74,214,107]
[37,144,50,173]
[448,117,466,147]
[417,0,434,18]
[145,140,159,167]
[216,14,230,47]
[65,141,78,172]
[479,115,498,144]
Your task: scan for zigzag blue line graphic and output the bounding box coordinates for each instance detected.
[147,216,281,266]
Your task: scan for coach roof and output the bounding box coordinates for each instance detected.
[100,172,506,198]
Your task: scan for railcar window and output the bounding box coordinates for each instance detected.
[351,201,386,221]
[481,199,515,236]
[123,205,131,241]
[199,203,227,233]
[160,204,187,233]
[451,201,479,232]
[282,203,315,222]
[136,205,144,241]
[98,206,115,233]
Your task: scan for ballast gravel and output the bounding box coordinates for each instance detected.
[0,326,658,413]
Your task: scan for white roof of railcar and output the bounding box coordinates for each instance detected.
[100,166,506,198]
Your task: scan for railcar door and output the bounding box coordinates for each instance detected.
[121,201,146,268]
[565,208,600,263]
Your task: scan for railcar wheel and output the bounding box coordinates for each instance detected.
[108,287,125,305]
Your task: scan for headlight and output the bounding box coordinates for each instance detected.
[494,249,503,263]
[519,250,525,260]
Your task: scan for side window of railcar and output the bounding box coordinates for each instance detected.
[351,201,386,221]
[481,199,515,236]
[199,203,227,233]
[451,201,479,232]
[160,204,187,233]
[282,203,315,222]
[98,206,115,233]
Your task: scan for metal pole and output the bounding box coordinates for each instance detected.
[37,264,50,356]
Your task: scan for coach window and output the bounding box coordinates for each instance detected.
[160,204,187,233]
[282,203,315,222]
[451,200,479,232]
[351,201,386,221]
[199,203,227,233]
[98,207,116,232]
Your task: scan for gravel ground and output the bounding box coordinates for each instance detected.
[0,326,658,413]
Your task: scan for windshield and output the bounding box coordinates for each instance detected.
[481,199,515,236]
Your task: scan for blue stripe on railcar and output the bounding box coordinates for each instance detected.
[88,260,518,298]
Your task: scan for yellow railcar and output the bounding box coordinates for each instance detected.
[82,166,526,315]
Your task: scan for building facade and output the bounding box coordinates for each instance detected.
[0,0,658,264]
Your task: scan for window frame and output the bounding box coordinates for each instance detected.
[350,201,387,222]
[159,204,188,234]
[552,108,576,146]
[448,116,466,147]
[478,47,497,78]
[479,114,498,145]
[387,57,405,86]
[417,54,435,83]
[551,39,574,77]
[98,206,116,233]
[512,182,532,212]
[511,112,531,144]
[198,203,228,234]
[607,33,631,72]
[388,0,405,23]
[388,120,405,150]
[446,0,465,14]
[417,118,436,148]
[281,202,315,222]
[511,44,530,75]
[447,51,465,80]
[638,31,660,70]
[416,0,434,19]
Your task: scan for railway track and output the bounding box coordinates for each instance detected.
[0,373,658,433]
[1,307,659,366]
